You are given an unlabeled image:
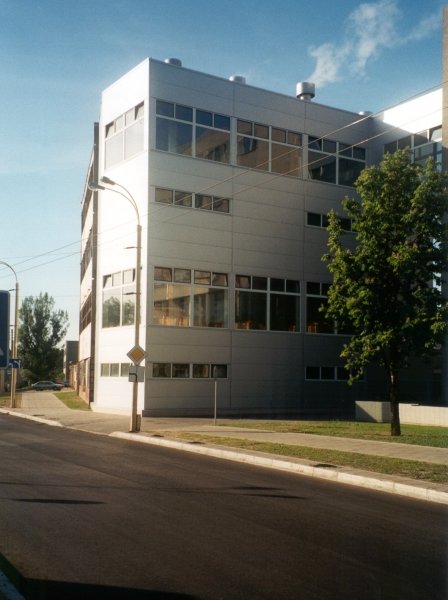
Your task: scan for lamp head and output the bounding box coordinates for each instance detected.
[101,176,116,186]
[88,181,105,191]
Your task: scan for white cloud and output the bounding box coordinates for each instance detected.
[307,1,440,88]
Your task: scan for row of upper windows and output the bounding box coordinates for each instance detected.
[384,126,442,169]
[153,100,365,186]
[103,98,366,187]
[155,187,230,214]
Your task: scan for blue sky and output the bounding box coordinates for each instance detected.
[0,0,444,339]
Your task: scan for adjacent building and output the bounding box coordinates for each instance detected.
[78,56,443,418]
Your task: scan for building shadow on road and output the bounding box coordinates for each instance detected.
[0,553,198,600]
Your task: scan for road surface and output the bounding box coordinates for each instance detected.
[0,415,446,599]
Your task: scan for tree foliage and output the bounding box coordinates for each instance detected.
[18,293,69,382]
[323,150,448,435]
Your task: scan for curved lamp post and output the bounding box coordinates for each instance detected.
[89,177,143,432]
[0,261,19,408]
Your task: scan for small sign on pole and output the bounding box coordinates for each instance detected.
[129,365,145,383]
[127,345,146,365]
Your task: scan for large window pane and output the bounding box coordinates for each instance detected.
[270,294,300,332]
[194,287,228,327]
[122,285,135,325]
[105,132,123,169]
[237,137,269,171]
[153,283,190,326]
[102,290,120,328]
[235,291,267,330]
[306,297,333,333]
[338,158,364,187]
[124,119,144,159]
[156,118,192,155]
[271,143,301,176]
[196,127,230,163]
[308,152,336,183]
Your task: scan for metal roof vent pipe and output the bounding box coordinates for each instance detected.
[229,75,246,84]
[296,81,315,101]
[164,58,182,67]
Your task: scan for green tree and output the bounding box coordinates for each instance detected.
[323,150,448,436]
[18,293,69,383]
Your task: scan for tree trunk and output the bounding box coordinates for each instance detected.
[389,369,401,436]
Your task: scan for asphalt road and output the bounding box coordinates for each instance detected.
[0,415,447,600]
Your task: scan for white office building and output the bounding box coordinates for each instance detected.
[78,57,443,418]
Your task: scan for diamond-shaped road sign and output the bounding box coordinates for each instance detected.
[127,345,146,365]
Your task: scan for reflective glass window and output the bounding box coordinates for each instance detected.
[156,119,192,155]
[196,110,213,126]
[270,294,300,332]
[193,287,228,327]
[237,137,269,170]
[235,291,267,330]
[195,127,230,163]
[214,114,230,130]
[195,194,212,210]
[154,267,172,282]
[153,363,171,377]
[193,364,210,378]
[272,128,286,143]
[212,197,230,213]
[156,100,174,117]
[155,188,173,204]
[173,364,190,378]
[237,120,252,135]
[271,144,301,176]
[153,283,190,326]
[254,123,269,139]
[175,191,193,207]
[175,104,193,121]
[339,158,364,187]
[308,152,336,183]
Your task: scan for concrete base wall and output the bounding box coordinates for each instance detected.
[356,401,448,427]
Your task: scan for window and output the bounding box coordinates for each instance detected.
[152,363,228,379]
[155,187,230,214]
[384,128,442,168]
[102,270,136,328]
[154,267,229,328]
[105,102,144,169]
[236,119,302,175]
[235,275,300,332]
[306,282,333,333]
[305,366,353,381]
[308,137,365,186]
[100,363,131,377]
[306,212,352,232]
[156,101,230,164]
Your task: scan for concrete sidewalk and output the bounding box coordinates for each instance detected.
[1,391,447,505]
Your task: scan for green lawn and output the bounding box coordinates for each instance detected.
[166,432,448,484]
[54,391,91,411]
[220,420,448,448]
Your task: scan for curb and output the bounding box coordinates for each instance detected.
[111,431,448,506]
[1,409,447,506]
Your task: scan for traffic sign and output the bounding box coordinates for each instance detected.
[127,345,146,365]
[0,291,10,369]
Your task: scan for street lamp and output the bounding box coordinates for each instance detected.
[89,177,143,432]
[0,262,19,408]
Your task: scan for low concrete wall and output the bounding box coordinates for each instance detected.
[356,401,448,427]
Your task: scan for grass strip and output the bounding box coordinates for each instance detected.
[219,420,448,448]
[165,432,448,484]
[54,391,91,411]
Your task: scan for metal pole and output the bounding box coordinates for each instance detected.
[130,223,142,432]
[10,280,19,408]
[0,262,19,409]
[213,366,217,425]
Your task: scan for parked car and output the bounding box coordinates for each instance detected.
[31,381,63,391]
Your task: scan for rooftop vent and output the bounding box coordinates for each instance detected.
[296,81,315,101]
[229,75,246,84]
[164,58,182,67]
[358,111,373,116]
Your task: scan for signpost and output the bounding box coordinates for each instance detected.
[0,291,10,369]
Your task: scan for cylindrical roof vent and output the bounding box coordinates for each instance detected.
[296,81,315,101]
[358,110,373,116]
[164,58,182,67]
[229,75,246,84]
